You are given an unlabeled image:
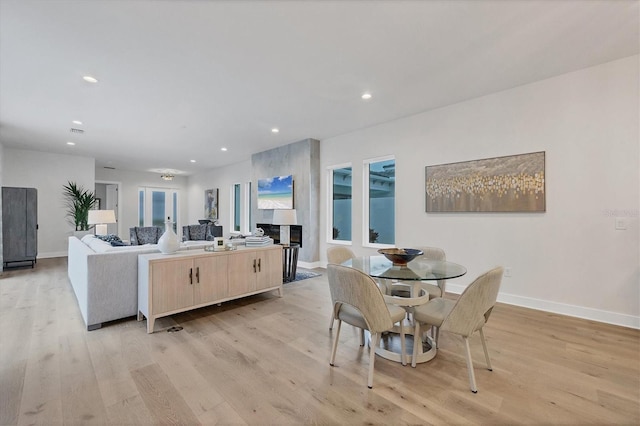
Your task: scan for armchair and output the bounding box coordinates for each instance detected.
[182,224,223,241]
[129,226,163,245]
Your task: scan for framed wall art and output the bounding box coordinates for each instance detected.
[425,151,545,213]
[257,175,294,209]
[204,188,218,220]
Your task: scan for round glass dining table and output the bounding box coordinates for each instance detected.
[341,255,467,364]
[342,256,467,281]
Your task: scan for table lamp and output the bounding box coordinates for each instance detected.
[88,209,116,236]
[272,209,297,246]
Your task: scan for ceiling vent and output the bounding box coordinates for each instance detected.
[103,166,116,170]
[70,128,84,134]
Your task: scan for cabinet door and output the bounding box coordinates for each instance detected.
[194,255,229,305]
[151,259,194,314]
[227,250,257,297]
[256,248,283,290]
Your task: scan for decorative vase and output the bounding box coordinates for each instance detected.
[158,217,180,254]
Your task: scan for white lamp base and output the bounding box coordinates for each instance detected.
[279,225,291,246]
[95,224,108,236]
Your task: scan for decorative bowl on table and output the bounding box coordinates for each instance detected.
[378,248,424,266]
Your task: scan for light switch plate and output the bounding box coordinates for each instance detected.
[615,218,627,230]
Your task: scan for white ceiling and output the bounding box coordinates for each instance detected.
[1,0,638,176]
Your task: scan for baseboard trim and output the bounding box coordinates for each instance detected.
[37,251,67,259]
[448,283,640,330]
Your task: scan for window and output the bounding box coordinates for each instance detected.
[328,164,352,243]
[138,187,180,232]
[233,183,241,232]
[363,156,395,246]
[230,182,252,234]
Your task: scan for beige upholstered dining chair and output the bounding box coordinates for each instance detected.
[410,266,504,393]
[390,246,446,302]
[327,264,407,389]
[414,246,447,299]
[326,246,357,331]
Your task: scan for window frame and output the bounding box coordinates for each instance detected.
[362,155,395,248]
[326,162,353,245]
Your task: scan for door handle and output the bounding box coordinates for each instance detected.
[189,268,193,285]
[257,258,261,272]
[253,259,257,273]
[196,267,200,283]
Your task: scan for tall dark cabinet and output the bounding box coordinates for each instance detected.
[2,187,38,268]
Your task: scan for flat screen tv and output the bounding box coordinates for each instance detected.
[257,175,293,209]
[256,223,302,248]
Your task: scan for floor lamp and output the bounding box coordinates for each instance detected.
[88,210,116,236]
[272,209,297,246]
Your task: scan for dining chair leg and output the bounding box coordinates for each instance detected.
[329,315,335,330]
[435,326,440,348]
[411,321,421,368]
[359,327,365,346]
[329,320,342,366]
[368,332,379,389]
[479,328,493,371]
[462,336,478,393]
[399,321,407,366]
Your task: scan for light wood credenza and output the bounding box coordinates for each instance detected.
[138,245,283,333]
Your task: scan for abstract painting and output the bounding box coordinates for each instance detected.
[204,188,218,220]
[425,151,545,212]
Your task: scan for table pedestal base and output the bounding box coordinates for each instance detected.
[373,331,437,364]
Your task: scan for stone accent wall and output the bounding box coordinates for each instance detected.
[251,138,320,263]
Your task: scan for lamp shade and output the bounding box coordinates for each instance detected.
[88,209,116,225]
[272,209,297,225]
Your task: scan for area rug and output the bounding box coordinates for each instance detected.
[291,269,321,282]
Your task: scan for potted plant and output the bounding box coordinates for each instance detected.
[63,181,98,232]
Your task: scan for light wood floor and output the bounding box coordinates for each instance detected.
[1,258,638,425]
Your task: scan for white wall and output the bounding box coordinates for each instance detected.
[0,142,4,271]
[187,160,251,238]
[95,168,190,238]
[320,56,639,328]
[3,148,95,257]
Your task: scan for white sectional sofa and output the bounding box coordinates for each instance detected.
[67,235,209,330]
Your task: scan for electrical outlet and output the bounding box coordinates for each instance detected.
[504,267,512,277]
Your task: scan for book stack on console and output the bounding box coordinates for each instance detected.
[244,236,273,247]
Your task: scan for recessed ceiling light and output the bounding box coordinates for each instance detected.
[66,141,75,146]
[271,128,279,133]
[221,147,227,152]
[83,75,98,83]
[72,120,83,125]
[190,159,196,163]
[361,93,372,100]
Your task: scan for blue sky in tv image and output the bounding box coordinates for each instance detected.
[258,175,293,209]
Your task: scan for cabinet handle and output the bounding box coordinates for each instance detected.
[253,259,257,273]
[258,258,261,272]
[196,267,200,283]
[189,268,193,285]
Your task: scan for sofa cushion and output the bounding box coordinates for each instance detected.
[87,238,114,253]
[81,234,96,245]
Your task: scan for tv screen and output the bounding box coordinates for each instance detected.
[257,175,293,209]
[256,223,302,248]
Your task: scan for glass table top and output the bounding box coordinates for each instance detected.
[343,256,467,281]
